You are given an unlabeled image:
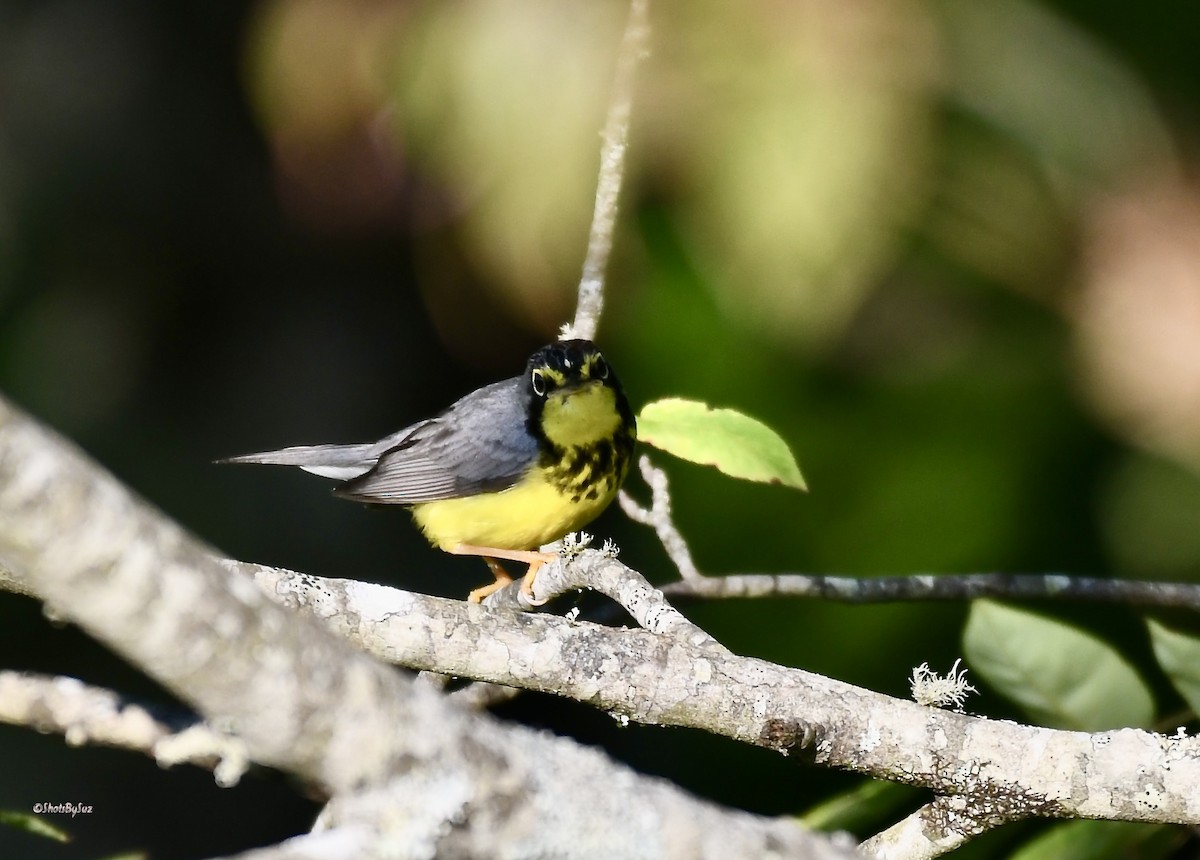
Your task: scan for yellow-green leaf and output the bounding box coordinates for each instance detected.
[636,398,806,489]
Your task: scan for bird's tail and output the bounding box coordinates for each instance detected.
[218,443,381,480]
[219,422,423,481]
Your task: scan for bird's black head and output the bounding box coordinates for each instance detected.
[525,339,614,398]
[522,339,635,450]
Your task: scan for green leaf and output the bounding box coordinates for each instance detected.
[0,809,71,842]
[800,780,921,834]
[1008,820,1179,860]
[1147,618,1200,716]
[636,398,806,489]
[963,600,1154,730]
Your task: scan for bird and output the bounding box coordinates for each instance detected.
[221,339,637,602]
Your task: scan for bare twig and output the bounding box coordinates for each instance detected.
[610,457,1200,614]
[11,552,1200,617]
[570,0,650,340]
[661,570,1200,611]
[0,671,248,784]
[0,670,172,750]
[619,455,702,580]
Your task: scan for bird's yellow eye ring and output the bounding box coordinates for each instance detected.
[531,369,547,396]
[592,356,609,380]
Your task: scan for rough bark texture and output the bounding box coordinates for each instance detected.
[0,394,857,859]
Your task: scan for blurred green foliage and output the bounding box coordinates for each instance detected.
[2,0,1200,857]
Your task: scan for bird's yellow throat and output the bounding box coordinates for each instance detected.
[540,381,624,448]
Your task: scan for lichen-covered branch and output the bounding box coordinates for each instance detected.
[859,797,1000,860]
[479,535,726,653]
[0,671,249,784]
[233,559,1200,831]
[0,393,853,860]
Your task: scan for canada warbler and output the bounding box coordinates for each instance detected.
[223,339,636,601]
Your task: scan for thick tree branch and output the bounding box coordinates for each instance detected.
[8,510,1200,844]
[231,560,1200,831]
[0,394,853,859]
[0,399,423,796]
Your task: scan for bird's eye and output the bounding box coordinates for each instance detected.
[531,369,547,396]
[591,356,609,379]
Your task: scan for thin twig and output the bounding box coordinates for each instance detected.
[662,571,1200,611]
[571,0,650,341]
[612,457,1200,613]
[618,455,701,580]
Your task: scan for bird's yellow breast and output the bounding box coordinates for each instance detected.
[411,466,620,551]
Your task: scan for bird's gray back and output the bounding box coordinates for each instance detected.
[334,376,537,504]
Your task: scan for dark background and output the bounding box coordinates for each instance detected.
[3,0,1200,857]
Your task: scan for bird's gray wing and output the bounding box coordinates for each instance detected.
[219,423,426,481]
[334,377,538,504]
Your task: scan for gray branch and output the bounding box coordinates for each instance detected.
[662,570,1200,611]
[234,560,1200,837]
[0,393,854,859]
[619,455,702,581]
[479,534,727,653]
[0,670,249,784]
[5,391,1200,856]
[570,0,649,340]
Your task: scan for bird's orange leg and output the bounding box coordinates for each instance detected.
[466,558,513,603]
[452,545,557,603]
